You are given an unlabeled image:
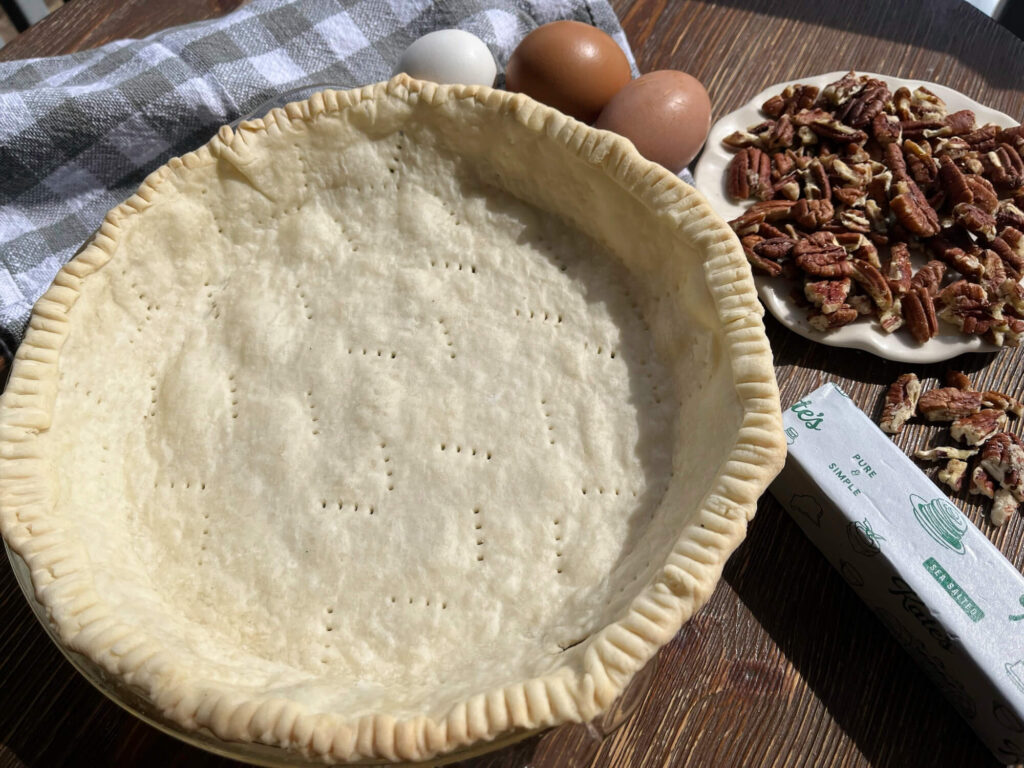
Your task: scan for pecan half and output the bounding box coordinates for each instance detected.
[963,124,1000,151]
[727,147,773,201]
[904,140,937,188]
[753,236,796,261]
[833,186,865,207]
[991,313,1024,347]
[926,234,982,278]
[808,117,867,144]
[937,154,973,207]
[938,459,970,493]
[758,222,789,239]
[910,86,947,121]
[953,202,998,241]
[979,432,1024,501]
[992,489,1018,526]
[944,109,976,136]
[990,231,1024,278]
[891,179,941,237]
[964,174,1000,213]
[937,280,996,335]
[803,158,832,201]
[819,71,864,107]
[998,125,1024,152]
[728,200,796,234]
[886,242,913,296]
[917,387,984,421]
[915,445,979,461]
[792,198,834,229]
[850,260,893,311]
[807,305,859,330]
[950,408,1008,446]
[872,113,902,145]
[981,389,1024,416]
[978,249,1008,299]
[945,370,973,390]
[793,233,851,277]
[768,115,796,151]
[902,285,938,343]
[985,143,1024,190]
[885,142,910,182]
[893,86,914,121]
[879,373,921,434]
[969,464,996,498]
[804,277,851,314]
[836,79,890,128]
[722,129,762,149]
[839,209,872,233]
[762,84,820,117]
[996,200,1024,231]
[741,235,784,276]
[879,300,905,333]
[902,120,945,142]
[911,260,947,295]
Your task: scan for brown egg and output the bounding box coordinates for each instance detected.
[595,70,712,174]
[505,21,631,123]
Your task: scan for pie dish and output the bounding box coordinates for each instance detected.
[693,71,1016,364]
[0,75,785,763]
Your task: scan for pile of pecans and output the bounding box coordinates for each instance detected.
[724,71,1024,345]
[880,371,1024,525]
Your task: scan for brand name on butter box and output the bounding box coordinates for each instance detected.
[888,576,953,650]
[789,399,824,431]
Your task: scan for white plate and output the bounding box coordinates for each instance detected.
[693,70,1018,364]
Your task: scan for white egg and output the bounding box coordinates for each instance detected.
[396,29,497,87]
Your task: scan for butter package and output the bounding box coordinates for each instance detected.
[770,382,1024,763]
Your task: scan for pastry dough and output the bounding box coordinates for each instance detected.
[0,76,785,763]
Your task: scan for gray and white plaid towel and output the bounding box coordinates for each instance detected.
[0,0,636,361]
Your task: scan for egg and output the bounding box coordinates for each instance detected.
[595,70,712,173]
[396,29,497,86]
[505,21,631,123]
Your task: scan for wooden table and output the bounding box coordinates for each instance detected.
[2,0,1023,766]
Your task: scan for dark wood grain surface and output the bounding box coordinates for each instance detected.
[2,0,1023,766]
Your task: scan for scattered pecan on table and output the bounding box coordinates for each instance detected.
[725,71,1024,346]
[881,370,1024,525]
[879,372,920,433]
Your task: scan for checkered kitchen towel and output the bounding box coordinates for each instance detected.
[0,0,636,361]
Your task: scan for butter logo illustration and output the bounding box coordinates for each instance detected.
[840,559,865,588]
[910,493,968,554]
[1008,661,1024,696]
[847,518,884,557]
[789,399,824,431]
[790,493,823,527]
[1012,596,1024,622]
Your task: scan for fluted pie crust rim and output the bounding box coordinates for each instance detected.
[0,76,785,763]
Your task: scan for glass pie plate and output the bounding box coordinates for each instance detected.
[693,70,1018,364]
[3,538,656,766]
[2,84,665,764]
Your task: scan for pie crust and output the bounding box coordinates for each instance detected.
[0,75,785,763]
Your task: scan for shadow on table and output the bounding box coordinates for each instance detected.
[685,0,1024,91]
[766,312,1000,400]
[0,559,246,768]
[723,496,1002,768]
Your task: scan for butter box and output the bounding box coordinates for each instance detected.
[770,382,1024,763]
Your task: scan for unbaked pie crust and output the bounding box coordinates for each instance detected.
[0,76,785,763]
